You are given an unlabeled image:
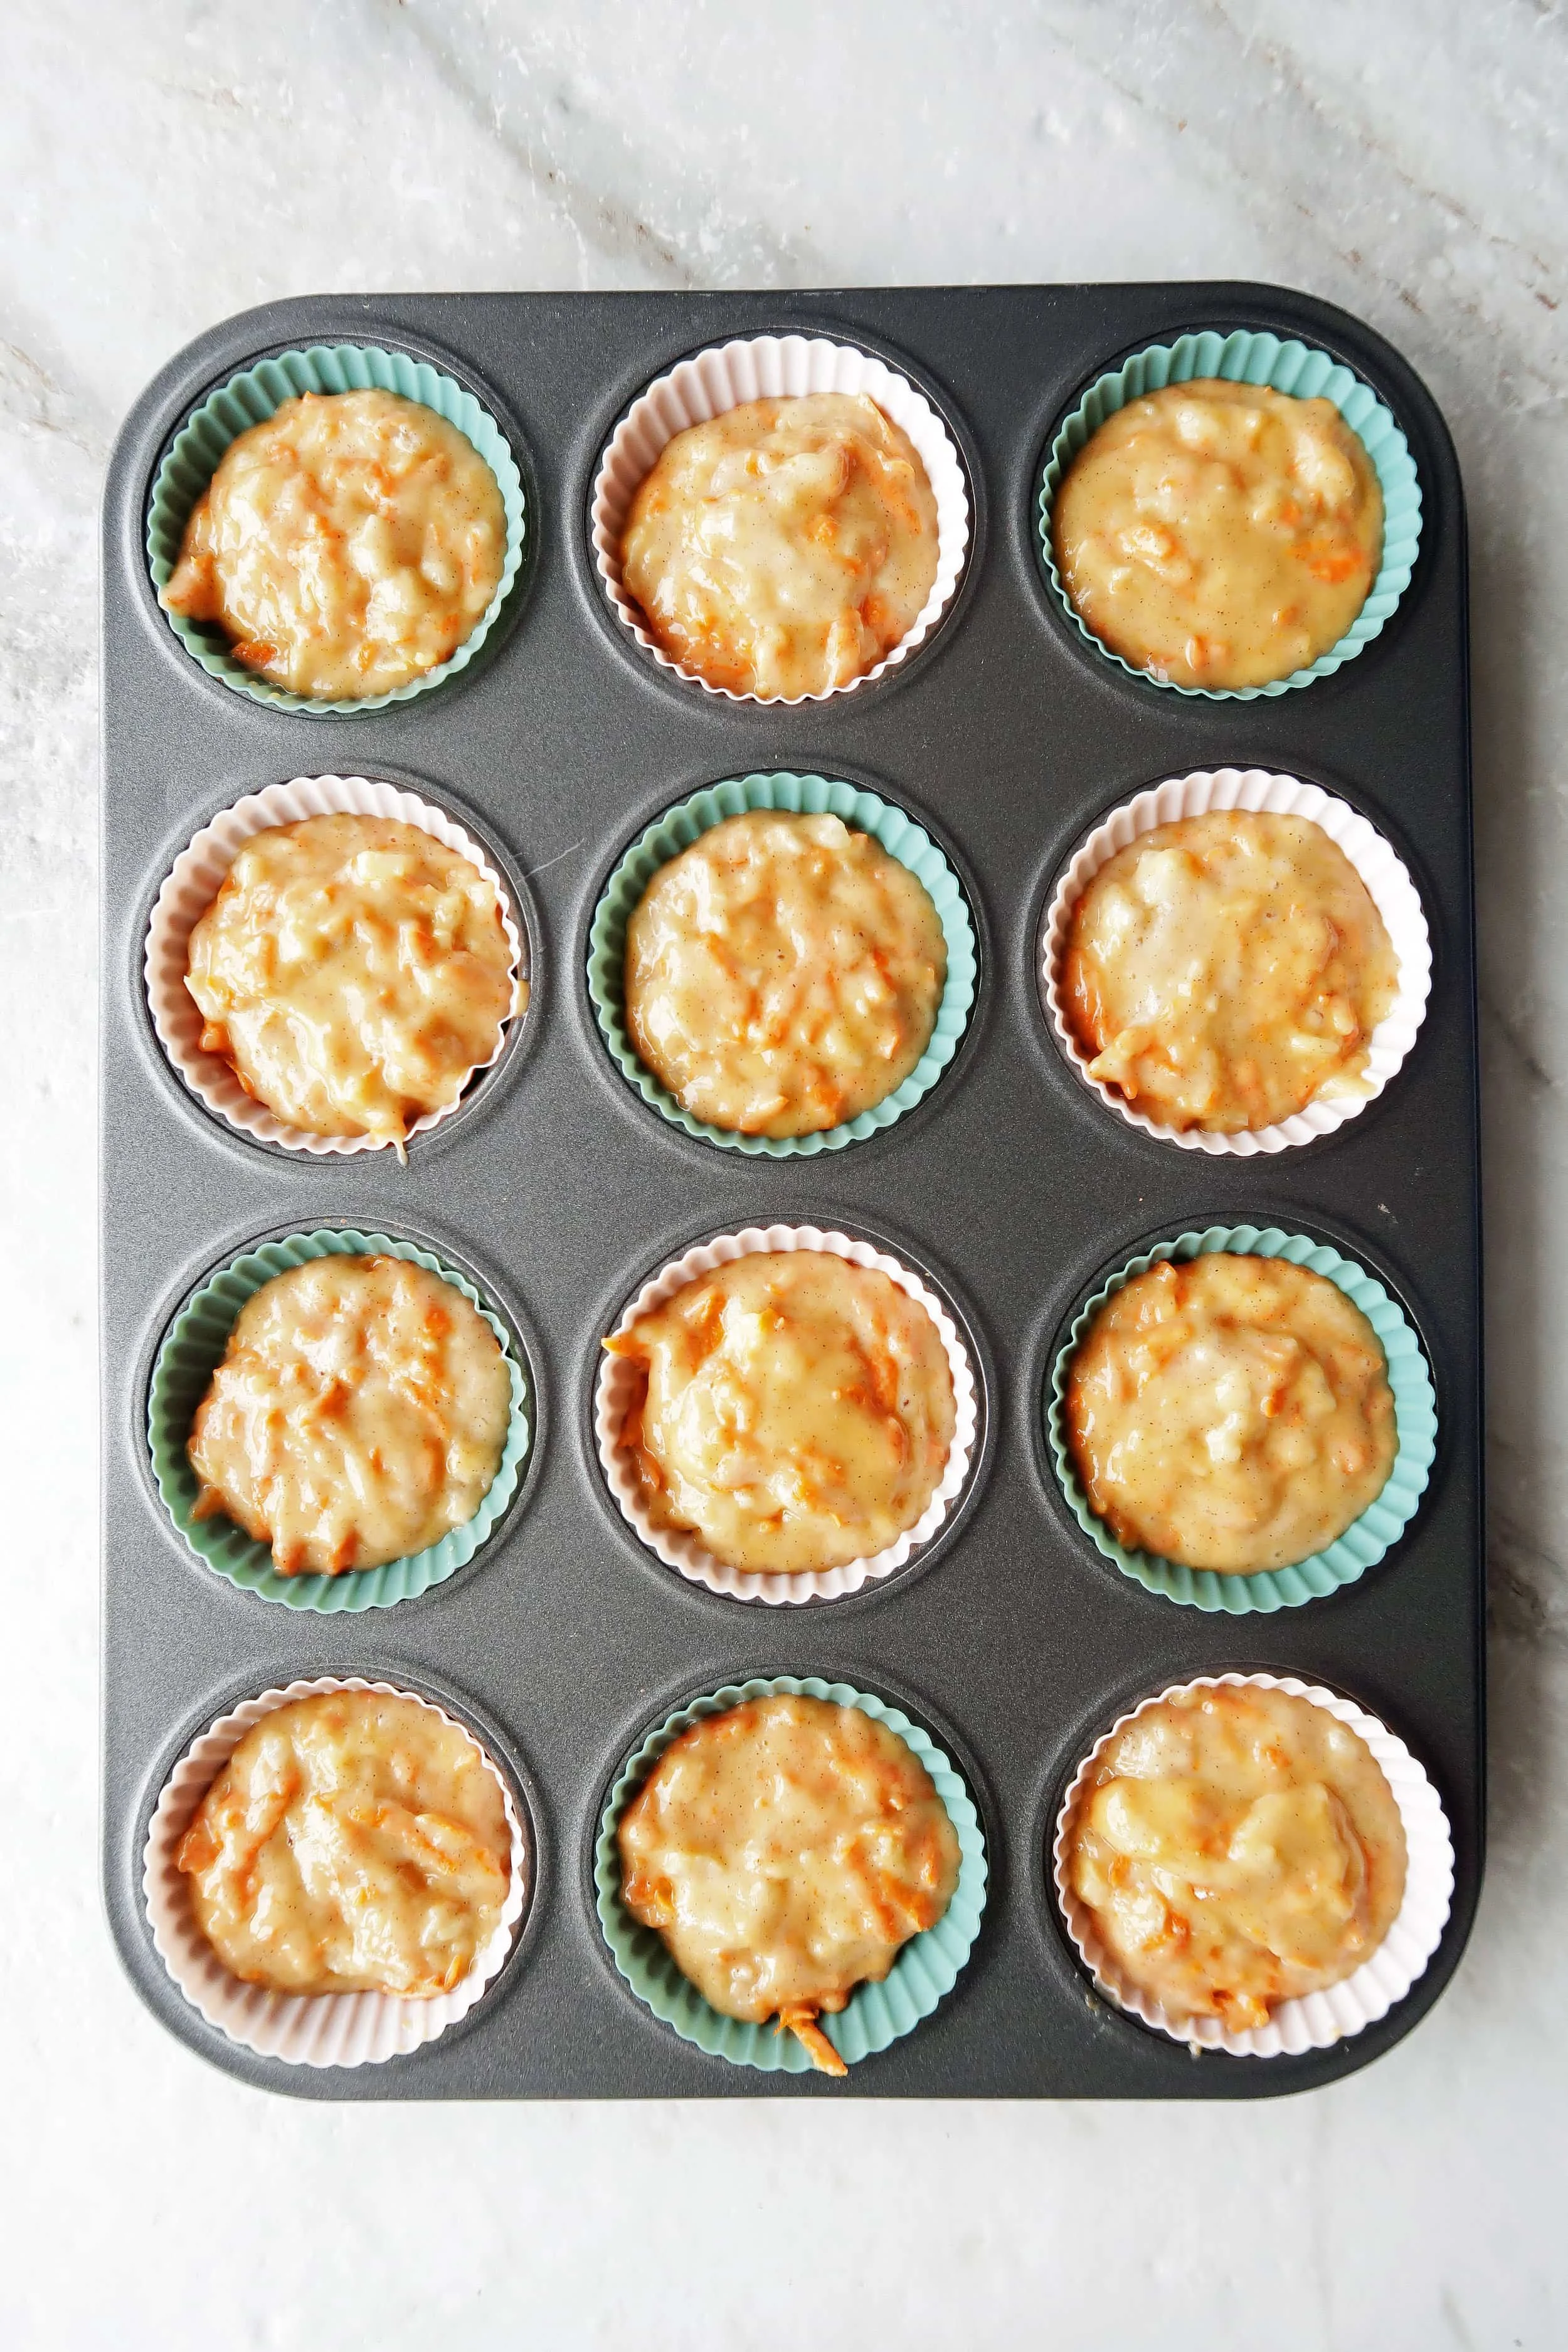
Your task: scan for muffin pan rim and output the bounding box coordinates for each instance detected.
[101,284,1485,2107]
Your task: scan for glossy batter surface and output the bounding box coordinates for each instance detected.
[1054,380,1383,690]
[619,1693,960,2074]
[162,388,506,699]
[177,1691,512,1997]
[1063,1684,1407,2031]
[607,1251,956,1575]
[188,1255,512,1574]
[186,813,521,1148]
[1066,1254,1397,1574]
[1063,810,1398,1134]
[625,810,947,1137]
[620,393,940,697]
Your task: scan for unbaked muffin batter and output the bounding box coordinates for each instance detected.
[162,388,507,699]
[189,1254,512,1574]
[1062,810,1398,1134]
[1062,1683,1407,2031]
[618,1692,961,2074]
[624,810,947,1136]
[606,1250,956,1576]
[177,1690,512,1997]
[1066,1253,1397,1574]
[619,393,940,697]
[186,813,521,1150]
[1053,380,1383,691]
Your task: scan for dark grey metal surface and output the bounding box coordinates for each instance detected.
[100,285,1481,2100]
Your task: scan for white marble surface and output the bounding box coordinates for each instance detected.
[3,3,1565,2344]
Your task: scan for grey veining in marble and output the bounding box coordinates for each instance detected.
[2,3,1565,2346]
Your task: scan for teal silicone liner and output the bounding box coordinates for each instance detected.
[145,344,527,714]
[147,1229,531,1613]
[1037,329,1423,699]
[586,773,978,1155]
[1046,1226,1438,1614]
[595,1676,988,2074]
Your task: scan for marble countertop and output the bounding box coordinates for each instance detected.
[3,3,1564,2344]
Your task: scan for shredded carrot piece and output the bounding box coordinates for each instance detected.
[776,2006,847,2077]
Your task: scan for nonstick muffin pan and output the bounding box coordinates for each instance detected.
[101,285,1481,2098]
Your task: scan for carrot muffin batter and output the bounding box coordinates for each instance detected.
[188,1254,512,1574]
[1061,1682,1407,2032]
[177,1690,512,1997]
[618,1692,961,2074]
[624,810,947,1137]
[606,1250,956,1576]
[1053,380,1383,691]
[185,813,521,1150]
[1066,1253,1397,1575]
[162,388,507,699]
[1062,810,1398,1135]
[619,393,940,697]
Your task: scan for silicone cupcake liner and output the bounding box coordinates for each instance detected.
[146,343,526,714]
[1046,1224,1438,1613]
[587,771,977,1156]
[1052,1673,1454,2057]
[144,774,527,1158]
[1037,328,1422,698]
[1038,767,1431,1157]
[144,1677,529,2067]
[595,1675,987,2074]
[591,332,970,704]
[147,1228,531,1612]
[595,1224,980,1604]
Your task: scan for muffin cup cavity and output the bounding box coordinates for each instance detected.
[587,771,978,1156]
[1045,1224,1438,1614]
[147,1227,532,1613]
[1051,1673,1453,2057]
[1039,767,1431,1157]
[143,1677,530,2067]
[145,774,527,1158]
[1037,327,1422,699]
[591,333,970,704]
[594,1224,980,1605]
[595,1674,987,2073]
[146,343,527,713]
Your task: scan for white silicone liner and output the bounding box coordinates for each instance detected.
[591,334,971,705]
[144,774,527,1157]
[594,1224,980,1604]
[142,1677,529,2067]
[1039,768,1432,1156]
[1052,1673,1454,2058]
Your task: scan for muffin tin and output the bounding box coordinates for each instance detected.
[101,285,1482,2098]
